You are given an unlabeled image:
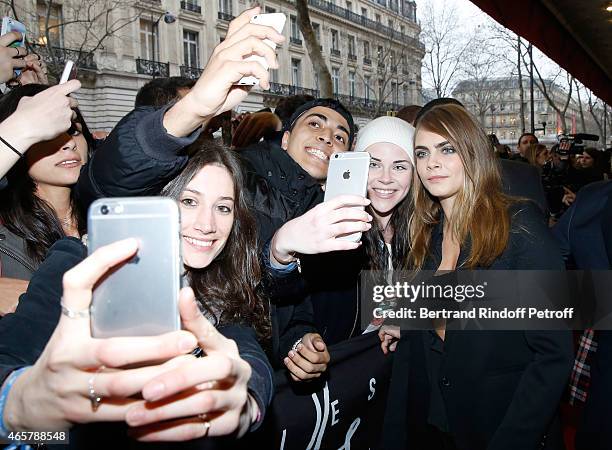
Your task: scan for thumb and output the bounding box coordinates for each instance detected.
[312,336,327,352]
[178,288,227,353]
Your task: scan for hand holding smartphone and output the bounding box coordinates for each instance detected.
[88,197,182,338]
[324,152,371,242]
[1,17,26,77]
[237,13,286,86]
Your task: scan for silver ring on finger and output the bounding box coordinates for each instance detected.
[87,366,106,412]
[198,415,211,437]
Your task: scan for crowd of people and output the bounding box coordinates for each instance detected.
[0,6,610,450]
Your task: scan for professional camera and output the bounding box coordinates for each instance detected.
[555,133,599,156]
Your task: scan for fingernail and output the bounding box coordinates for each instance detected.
[126,409,145,425]
[367,214,373,221]
[283,357,290,365]
[296,344,303,351]
[288,351,295,358]
[179,336,197,352]
[144,381,165,401]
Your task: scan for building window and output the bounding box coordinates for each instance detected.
[331,29,339,51]
[363,41,370,59]
[348,35,356,57]
[37,1,63,46]
[346,1,352,11]
[375,13,381,23]
[389,0,399,12]
[290,15,300,40]
[361,7,368,18]
[400,25,405,35]
[403,86,409,105]
[291,59,301,87]
[270,68,279,83]
[349,71,356,97]
[219,0,232,15]
[392,82,398,104]
[312,23,321,48]
[183,30,199,68]
[140,19,159,60]
[388,19,394,30]
[264,6,276,13]
[332,67,340,95]
[364,75,371,100]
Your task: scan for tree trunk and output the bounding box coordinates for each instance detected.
[517,36,525,133]
[574,79,586,132]
[296,0,332,98]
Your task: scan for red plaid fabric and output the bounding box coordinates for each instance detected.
[569,329,597,405]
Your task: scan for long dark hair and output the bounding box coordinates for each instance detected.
[0,84,94,263]
[362,194,413,271]
[161,142,269,340]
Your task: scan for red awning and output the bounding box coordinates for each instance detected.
[470,0,612,105]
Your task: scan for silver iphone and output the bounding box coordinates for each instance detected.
[88,197,182,338]
[324,152,371,242]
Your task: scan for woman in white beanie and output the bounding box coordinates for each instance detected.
[355,116,415,274]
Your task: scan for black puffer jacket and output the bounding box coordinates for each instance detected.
[238,141,324,245]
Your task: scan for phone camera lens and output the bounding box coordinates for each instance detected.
[100,205,109,215]
[335,154,339,158]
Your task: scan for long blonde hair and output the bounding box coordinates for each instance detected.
[409,104,513,269]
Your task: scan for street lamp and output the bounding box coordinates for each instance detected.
[534,112,549,136]
[150,11,176,76]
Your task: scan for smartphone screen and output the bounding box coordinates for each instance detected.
[88,197,182,338]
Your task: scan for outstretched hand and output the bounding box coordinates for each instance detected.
[163,6,285,137]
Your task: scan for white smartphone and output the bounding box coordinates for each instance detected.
[59,60,77,84]
[324,152,371,242]
[88,197,182,338]
[1,17,26,77]
[237,13,286,86]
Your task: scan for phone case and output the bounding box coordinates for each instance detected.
[88,197,182,338]
[324,152,371,242]
[1,17,26,76]
[237,13,286,86]
[59,60,76,84]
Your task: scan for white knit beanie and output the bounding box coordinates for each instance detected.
[354,116,415,165]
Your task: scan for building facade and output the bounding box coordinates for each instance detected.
[10,0,424,130]
[453,77,605,146]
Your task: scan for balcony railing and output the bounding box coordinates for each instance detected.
[268,82,319,98]
[180,1,201,13]
[363,57,372,65]
[331,49,341,57]
[348,53,357,61]
[290,37,302,45]
[218,11,234,21]
[300,0,424,51]
[180,65,203,79]
[31,43,97,70]
[136,58,169,77]
[264,82,403,117]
